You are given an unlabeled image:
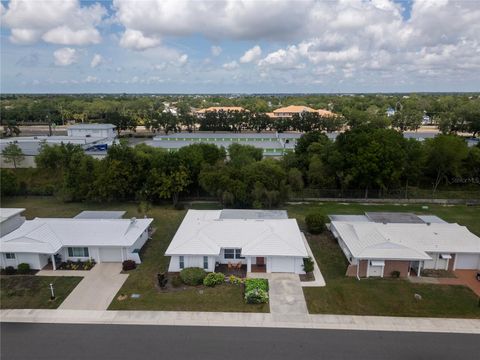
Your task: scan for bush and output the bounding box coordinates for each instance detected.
[174,202,185,210]
[180,267,206,286]
[171,275,183,288]
[17,263,30,274]
[245,289,269,304]
[203,272,225,287]
[303,257,315,273]
[122,260,136,271]
[227,275,243,285]
[4,266,16,275]
[305,212,327,234]
[391,270,401,278]
[244,278,268,293]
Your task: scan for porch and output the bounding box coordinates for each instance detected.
[215,263,247,278]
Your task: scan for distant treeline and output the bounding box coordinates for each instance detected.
[1,93,479,135]
[2,126,479,206]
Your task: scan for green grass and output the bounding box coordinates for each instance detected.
[301,233,480,318]
[0,275,82,309]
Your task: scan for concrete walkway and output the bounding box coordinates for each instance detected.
[300,233,326,287]
[59,263,128,310]
[268,274,309,317]
[1,309,479,334]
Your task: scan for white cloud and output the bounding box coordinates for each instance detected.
[90,53,104,68]
[84,75,99,83]
[1,0,106,45]
[222,61,239,70]
[239,45,261,63]
[211,46,222,56]
[53,47,78,66]
[119,29,161,50]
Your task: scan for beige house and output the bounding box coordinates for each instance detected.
[267,105,334,118]
[194,106,246,118]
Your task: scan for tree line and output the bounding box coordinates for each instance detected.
[2,127,479,205]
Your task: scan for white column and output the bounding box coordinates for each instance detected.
[247,257,252,273]
[120,248,125,262]
[51,254,56,271]
[418,261,422,277]
[366,260,370,278]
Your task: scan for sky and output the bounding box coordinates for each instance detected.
[1,0,480,94]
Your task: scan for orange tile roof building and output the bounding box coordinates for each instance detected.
[268,105,335,118]
[194,106,246,117]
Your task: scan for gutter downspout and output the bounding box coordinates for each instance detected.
[356,260,360,281]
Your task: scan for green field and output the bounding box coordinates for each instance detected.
[1,196,479,316]
[0,275,82,309]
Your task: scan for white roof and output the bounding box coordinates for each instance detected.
[74,211,126,219]
[332,221,480,261]
[68,123,116,130]
[0,208,25,223]
[165,210,308,257]
[0,217,153,254]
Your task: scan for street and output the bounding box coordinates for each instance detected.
[1,323,479,360]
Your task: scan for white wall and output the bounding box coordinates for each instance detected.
[424,253,448,270]
[68,128,115,138]
[168,255,215,272]
[0,253,45,269]
[267,256,305,274]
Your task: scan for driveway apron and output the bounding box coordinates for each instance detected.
[59,263,128,310]
[268,273,309,320]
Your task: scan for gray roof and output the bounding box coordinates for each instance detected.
[328,215,370,222]
[418,215,448,224]
[153,132,302,140]
[365,212,424,224]
[219,209,288,220]
[147,140,286,151]
[68,123,116,130]
[74,211,126,219]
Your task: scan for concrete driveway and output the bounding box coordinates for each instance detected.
[268,274,309,317]
[59,263,128,310]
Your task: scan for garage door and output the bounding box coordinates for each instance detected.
[456,254,480,269]
[99,247,122,262]
[270,257,295,273]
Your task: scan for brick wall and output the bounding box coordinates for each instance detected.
[345,260,368,277]
[384,260,410,277]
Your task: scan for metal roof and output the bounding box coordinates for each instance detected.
[365,212,424,224]
[74,211,126,219]
[68,123,116,130]
[165,210,308,257]
[219,209,288,220]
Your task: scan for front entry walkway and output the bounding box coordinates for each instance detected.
[59,263,128,310]
[268,273,308,318]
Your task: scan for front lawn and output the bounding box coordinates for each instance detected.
[0,275,82,309]
[302,233,480,318]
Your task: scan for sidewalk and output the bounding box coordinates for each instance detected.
[1,309,479,334]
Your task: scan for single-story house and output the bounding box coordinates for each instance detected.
[0,208,26,237]
[165,209,308,274]
[0,212,153,270]
[329,212,480,278]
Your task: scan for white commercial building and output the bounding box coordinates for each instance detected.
[67,123,116,138]
[165,209,308,274]
[0,211,153,270]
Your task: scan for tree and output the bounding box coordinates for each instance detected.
[287,168,304,193]
[228,143,263,167]
[1,143,25,168]
[391,109,423,132]
[149,166,191,205]
[0,170,19,195]
[424,135,469,193]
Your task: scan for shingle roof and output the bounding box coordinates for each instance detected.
[165,210,308,257]
[0,217,153,254]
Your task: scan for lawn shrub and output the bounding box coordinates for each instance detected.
[122,260,136,271]
[244,278,269,293]
[180,267,206,286]
[228,275,243,285]
[303,257,315,273]
[391,270,401,278]
[203,272,225,287]
[17,263,30,274]
[171,275,183,288]
[4,266,16,275]
[245,288,269,304]
[305,212,327,234]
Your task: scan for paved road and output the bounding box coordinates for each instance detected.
[2,323,479,360]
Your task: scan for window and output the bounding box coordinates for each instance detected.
[203,256,208,269]
[224,249,244,260]
[5,253,15,259]
[67,247,89,257]
[179,256,185,269]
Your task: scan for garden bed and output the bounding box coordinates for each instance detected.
[57,259,96,271]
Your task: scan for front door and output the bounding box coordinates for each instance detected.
[256,257,265,265]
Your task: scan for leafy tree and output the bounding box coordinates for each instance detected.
[391,109,423,132]
[1,143,25,168]
[424,135,469,193]
[228,143,263,167]
[287,168,304,193]
[0,170,19,195]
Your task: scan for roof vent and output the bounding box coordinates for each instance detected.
[130,217,137,224]
[426,222,431,226]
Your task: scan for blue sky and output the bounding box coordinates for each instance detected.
[1,0,479,93]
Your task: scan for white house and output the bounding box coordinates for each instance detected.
[165,209,308,274]
[0,212,153,270]
[329,213,480,278]
[0,208,26,237]
[67,123,116,138]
